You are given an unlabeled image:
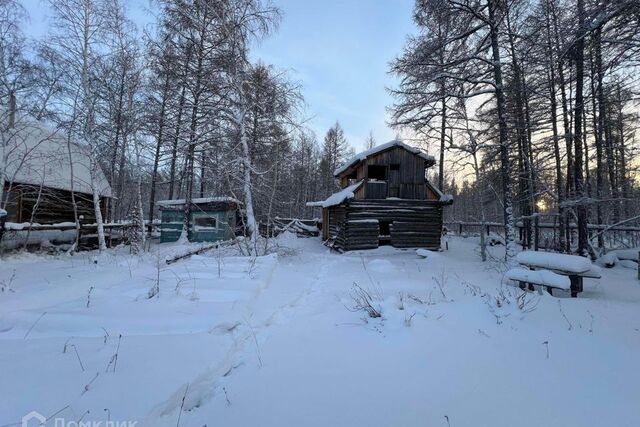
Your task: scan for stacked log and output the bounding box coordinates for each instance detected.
[343,219,379,251]
[390,221,441,248]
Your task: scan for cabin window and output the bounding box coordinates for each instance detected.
[390,163,400,171]
[194,216,218,230]
[368,165,387,181]
[345,169,358,186]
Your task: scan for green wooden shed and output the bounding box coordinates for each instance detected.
[157,197,240,243]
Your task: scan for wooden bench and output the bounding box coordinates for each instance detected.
[505,268,571,295]
[513,251,602,297]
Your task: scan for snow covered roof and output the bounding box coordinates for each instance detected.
[439,194,454,203]
[3,121,112,197]
[334,139,436,177]
[157,197,241,207]
[306,181,363,208]
[424,180,453,203]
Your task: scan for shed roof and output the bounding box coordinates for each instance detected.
[157,197,241,208]
[334,139,436,177]
[4,121,112,197]
[306,181,363,208]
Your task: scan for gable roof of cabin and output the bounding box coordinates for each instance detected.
[334,139,436,177]
[4,121,112,197]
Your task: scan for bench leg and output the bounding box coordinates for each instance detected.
[547,286,553,296]
[519,281,526,290]
[569,276,583,298]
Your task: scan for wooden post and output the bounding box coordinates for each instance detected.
[569,275,583,298]
[0,211,6,247]
[77,215,84,250]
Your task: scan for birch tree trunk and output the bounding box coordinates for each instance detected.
[487,0,516,261]
[238,105,259,254]
[66,126,81,252]
[134,135,145,251]
[90,162,107,252]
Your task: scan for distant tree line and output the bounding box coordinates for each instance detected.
[391,0,640,259]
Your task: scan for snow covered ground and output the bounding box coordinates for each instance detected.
[1,234,639,426]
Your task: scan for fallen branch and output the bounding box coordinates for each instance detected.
[165,239,237,265]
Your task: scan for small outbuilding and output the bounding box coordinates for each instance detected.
[2,122,112,224]
[308,139,452,251]
[157,197,240,243]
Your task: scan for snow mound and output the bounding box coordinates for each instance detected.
[416,249,431,258]
[609,248,639,262]
[368,259,395,273]
[620,259,639,269]
[276,230,299,246]
[597,252,619,268]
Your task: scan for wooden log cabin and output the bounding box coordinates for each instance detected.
[2,123,112,225]
[308,140,452,251]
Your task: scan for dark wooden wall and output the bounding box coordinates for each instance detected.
[325,199,444,251]
[339,219,379,251]
[337,146,440,200]
[327,205,347,248]
[3,183,109,224]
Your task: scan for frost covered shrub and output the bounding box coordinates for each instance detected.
[348,282,382,318]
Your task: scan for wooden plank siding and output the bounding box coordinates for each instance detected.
[363,147,427,200]
[337,146,436,201]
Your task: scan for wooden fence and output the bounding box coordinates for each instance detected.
[445,220,640,251]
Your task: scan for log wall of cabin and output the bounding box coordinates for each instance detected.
[3,183,109,224]
[327,205,347,248]
[325,199,444,251]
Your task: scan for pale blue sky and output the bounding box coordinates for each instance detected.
[22,0,416,152]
